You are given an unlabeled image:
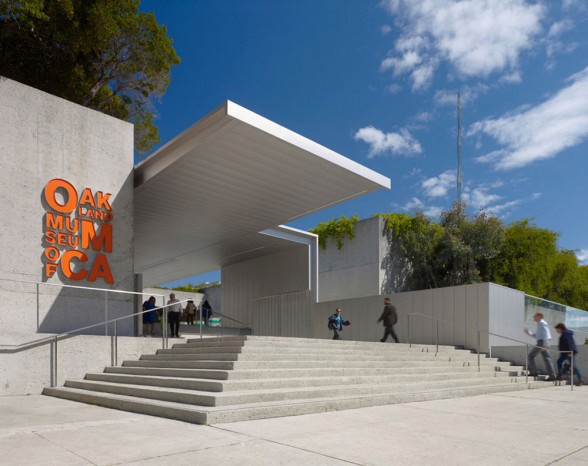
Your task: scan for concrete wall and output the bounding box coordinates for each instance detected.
[312,283,492,351]
[0,78,135,336]
[317,216,409,302]
[0,335,167,396]
[488,284,527,347]
[318,216,382,302]
[221,246,308,329]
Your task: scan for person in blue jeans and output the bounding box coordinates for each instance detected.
[555,323,585,386]
[142,296,157,337]
[328,308,350,340]
[525,312,556,381]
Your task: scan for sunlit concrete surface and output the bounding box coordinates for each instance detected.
[0,387,586,465]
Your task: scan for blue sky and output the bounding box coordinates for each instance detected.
[139,0,588,287]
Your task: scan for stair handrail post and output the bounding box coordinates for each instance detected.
[53,335,58,387]
[477,330,481,372]
[110,331,115,367]
[36,283,40,331]
[570,351,574,392]
[408,314,411,348]
[525,344,529,384]
[161,297,166,350]
[114,321,118,367]
[49,338,55,387]
[104,291,109,336]
[200,313,203,340]
[436,319,439,355]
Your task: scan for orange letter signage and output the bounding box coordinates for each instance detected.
[42,178,115,285]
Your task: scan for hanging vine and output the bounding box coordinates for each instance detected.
[310,214,360,250]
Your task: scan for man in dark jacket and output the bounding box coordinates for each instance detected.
[328,308,349,340]
[555,323,585,386]
[378,297,399,343]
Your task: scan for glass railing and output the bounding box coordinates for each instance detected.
[524,295,588,340]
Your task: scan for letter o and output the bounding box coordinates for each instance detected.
[44,246,60,262]
[44,179,78,213]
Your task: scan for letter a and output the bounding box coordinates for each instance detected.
[88,254,114,284]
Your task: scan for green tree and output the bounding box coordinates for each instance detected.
[488,220,559,298]
[0,0,180,153]
[378,212,442,290]
[435,203,504,287]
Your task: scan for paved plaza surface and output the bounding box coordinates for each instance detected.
[0,387,586,466]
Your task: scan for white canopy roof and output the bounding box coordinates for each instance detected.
[134,101,390,286]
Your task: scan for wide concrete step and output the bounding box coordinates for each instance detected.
[181,338,456,352]
[160,345,478,358]
[86,369,522,393]
[64,374,535,408]
[142,352,489,363]
[105,364,524,381]
[44,380,548,425]
[122,358,517,371]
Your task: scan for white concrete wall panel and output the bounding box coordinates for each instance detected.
[488,284,527,347]
[0,78,135,336]
[221,246,309,330]
[318,217,382,301]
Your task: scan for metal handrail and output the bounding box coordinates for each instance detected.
[195,309,251,339]
[0,277,166,333]
[0,298,193,388]
[406,312,482,371]
[488,331,577,391]
[0,277,166,297]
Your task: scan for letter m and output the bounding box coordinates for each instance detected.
[81,220,113,252]
[46,212,64,229]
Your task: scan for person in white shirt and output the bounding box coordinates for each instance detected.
[525,312,556,381]
[167,293,182,338]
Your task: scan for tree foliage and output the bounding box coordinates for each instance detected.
[379,204,504,290]
[314,205,587,310]
[488,220,588,308]
[0,0,180,153]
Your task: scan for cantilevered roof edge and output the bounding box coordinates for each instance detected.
[134,100,391,191]
[225,101,390,190]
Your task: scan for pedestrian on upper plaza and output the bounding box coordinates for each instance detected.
[525,312,557,381]
[201,300,212,326]
[167,293,182,338]
[555,323,585,386]
[142,296,157,337]
[378,297,399,343]
[184,299,196,326]
[328,308,350,340]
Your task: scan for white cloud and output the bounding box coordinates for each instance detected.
[434,84,490,107]
[576,249,588,264]
[463,186,502,210]
[381,24,392,35]
[422,170,456,198]
[403,197,424,210]
[469,66,588,170]
[386,83,403,94]
[484,199,524,216]
[379,0,544,89]
[401,197,442,218]
[414,111,433,122]
[423,205,443,218]
[354,126,422,158]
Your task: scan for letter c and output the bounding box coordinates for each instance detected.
[44,179,78,213]
[60,250,88,281]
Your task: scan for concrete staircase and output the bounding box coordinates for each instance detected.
[44,336,547,425]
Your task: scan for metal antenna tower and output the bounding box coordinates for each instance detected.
[456,90,462,204]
